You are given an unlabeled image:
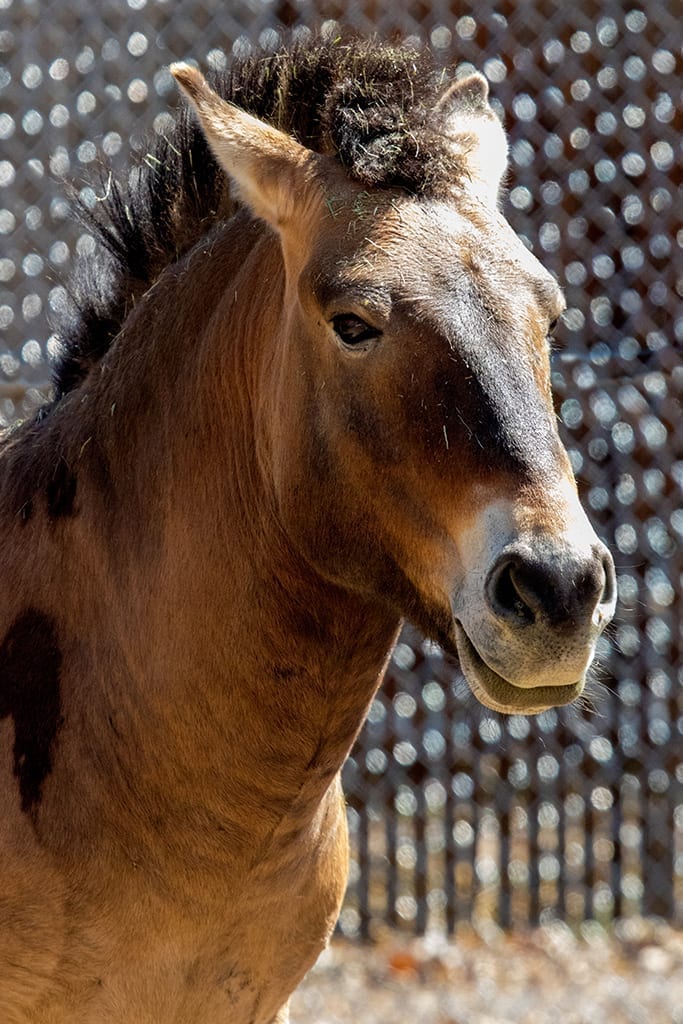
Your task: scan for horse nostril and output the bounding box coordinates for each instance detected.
[487,557,536,625]
[599,549,617,609]
[486,545,616,630]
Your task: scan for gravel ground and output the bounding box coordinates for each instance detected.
[291,919,683,1024]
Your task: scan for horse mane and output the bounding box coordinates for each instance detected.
[53,35,461,400]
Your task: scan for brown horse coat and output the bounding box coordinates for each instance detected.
[0,39,614,1023]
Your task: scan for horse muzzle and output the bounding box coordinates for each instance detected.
[451,510,617,715]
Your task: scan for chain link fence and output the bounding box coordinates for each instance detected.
[1,0,681,936]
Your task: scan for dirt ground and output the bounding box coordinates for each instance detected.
[290,919,683,1024]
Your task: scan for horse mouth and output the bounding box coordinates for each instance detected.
[454,623,584,715]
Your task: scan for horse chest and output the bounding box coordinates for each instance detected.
[5,887,308,1024]
[1,791,347,1024]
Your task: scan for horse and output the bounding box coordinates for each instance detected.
[0,36,615,1023]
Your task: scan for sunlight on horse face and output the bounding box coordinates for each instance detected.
[174,64,616,717]
[287,191,615,715]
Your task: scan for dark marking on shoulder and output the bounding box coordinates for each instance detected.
[0,609,63,814]
[46,458,77,520]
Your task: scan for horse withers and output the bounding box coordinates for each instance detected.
[0,38,615,1023]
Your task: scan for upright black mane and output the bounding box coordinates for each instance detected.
[54,35,459,399]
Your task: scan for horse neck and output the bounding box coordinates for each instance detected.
[57,217,399,842]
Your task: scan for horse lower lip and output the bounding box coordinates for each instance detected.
[454,624,584,715]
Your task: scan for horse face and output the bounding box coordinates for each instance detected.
[283,184,615,714]
[174,64,616,715]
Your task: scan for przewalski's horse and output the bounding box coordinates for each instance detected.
[0,37,615,1024]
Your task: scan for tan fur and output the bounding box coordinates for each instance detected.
[0,67,614,1021]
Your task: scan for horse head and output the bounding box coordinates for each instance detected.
[173,63,616,716]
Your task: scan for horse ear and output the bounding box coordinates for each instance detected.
[436,73,508,205]
[171,63,318,230]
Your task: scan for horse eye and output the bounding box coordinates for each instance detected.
[331,314,381,348]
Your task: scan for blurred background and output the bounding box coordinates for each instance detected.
[1,0,681,958]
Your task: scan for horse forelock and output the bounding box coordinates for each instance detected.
[50,35,469,404]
